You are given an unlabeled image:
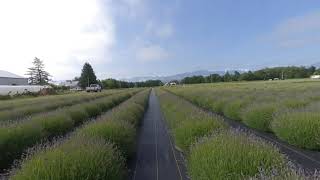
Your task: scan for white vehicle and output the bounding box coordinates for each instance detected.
[86,84,102,92]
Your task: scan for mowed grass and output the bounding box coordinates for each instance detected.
[165,80,320,150]
[156,89,298,179]
[10,89,150,180]
[0,90,139,170]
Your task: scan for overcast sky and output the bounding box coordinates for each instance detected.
[1,0,320,80]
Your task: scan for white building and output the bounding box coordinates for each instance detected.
[58,80,82,91]
[59,80,79,88]
[311,75,320,79]
[0,70,28,85]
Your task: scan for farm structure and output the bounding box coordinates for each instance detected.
[0,70,28,85]
[310,75,320,79]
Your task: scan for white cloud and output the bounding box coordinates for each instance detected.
[157,24,174,38]
[137,45,170,62]
[275,11,320,35]
[112,0,146,19]
[146,22,174,38]
[0,0,115,80]
[268,11,320,48]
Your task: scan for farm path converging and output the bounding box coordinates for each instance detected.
[131,89,187,180]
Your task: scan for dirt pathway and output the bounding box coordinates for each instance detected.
[130,89,187,180]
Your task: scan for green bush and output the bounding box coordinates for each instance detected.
[157,90,226,153]
[271,111,320,150]
[223,99,249,121]
[188,131,287,180]
[174,118,225,152]
[83,103,103,117]
[282,99,309,109]
[0,92,135,170]
[241,103,278,132]
[0,90,119,122]
[210,98,229,114]
[112,104,145,127]
[159,89,295,179]
[10,89,150,179]
[35,113,74,138]
[79,120,136,158]
[0,95,11,100]
[65,105,89,125]
[11,137,126,180]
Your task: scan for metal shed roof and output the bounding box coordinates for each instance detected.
[0,70,25,78]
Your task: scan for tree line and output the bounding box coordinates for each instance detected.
[181,66,318,84]
[26,59,163,89]
[100,79,163,89]
[26,58,320,89]
[77,63,164,89]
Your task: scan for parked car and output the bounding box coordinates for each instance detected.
[86,84,102,92]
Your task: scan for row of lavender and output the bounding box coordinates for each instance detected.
[9,90,150,180]
[0,89,142,174]
[165,81,320,151]
[157,89,316,179]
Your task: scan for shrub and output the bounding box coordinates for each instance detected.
[241,103,278,132]
[188,131,287,180]
[112,104,145,127]
[34,113,74,138]
[65,105,89,125]
[10,89,150,179]
[282,99,309,109]
[271,111,320,150]
[0,90,118,122]
[79,120,136,158]
[209,98,229,114]
[0,95,11,100]
[174,117,225,152]
[11,137,126,180]
[0,91,135,170]
[83,103,103,117]
[0,124,43,169]
[157,90,226,152]
[223,99,249,121]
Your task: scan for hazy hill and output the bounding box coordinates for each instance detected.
[123,70,245,82]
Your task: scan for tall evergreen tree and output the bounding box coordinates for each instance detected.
[79,62,97,88]
[26,57,51,85]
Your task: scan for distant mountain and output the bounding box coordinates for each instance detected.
[123,69,246,83]
[311,62,320,68]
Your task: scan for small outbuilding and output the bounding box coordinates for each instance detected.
[0,70,28,85]
[311,75,320,79]
[59,80,82,91]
